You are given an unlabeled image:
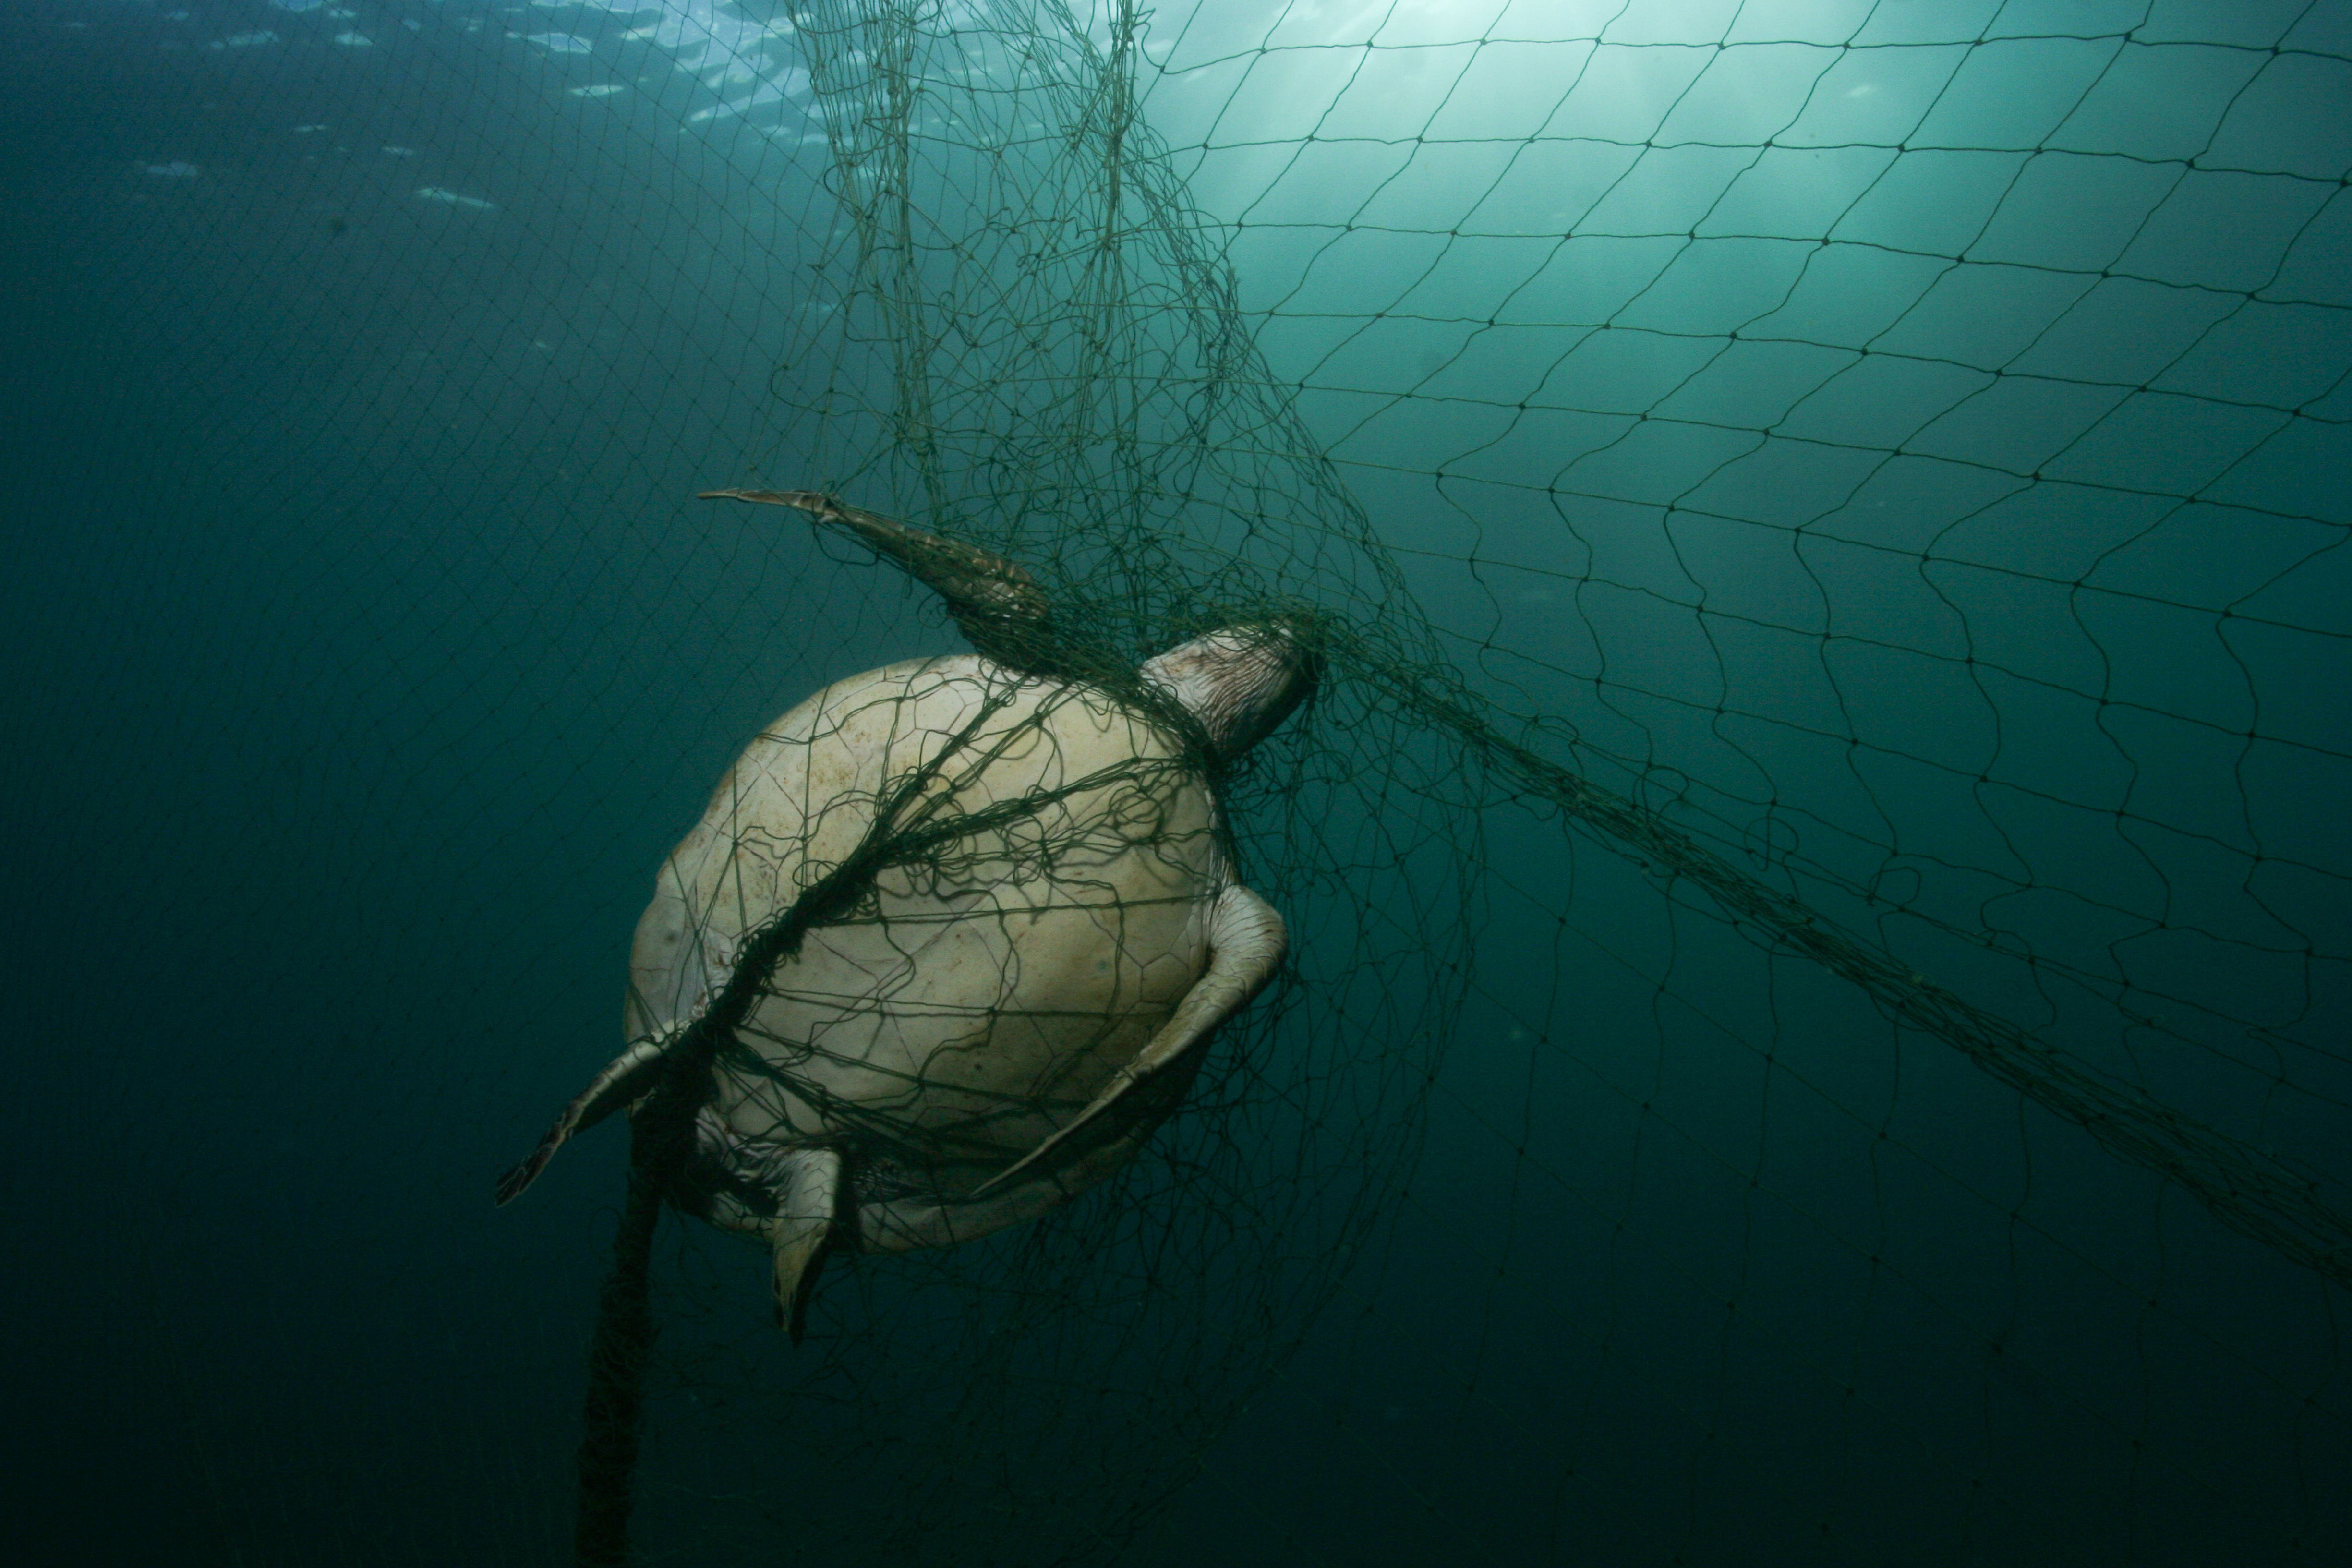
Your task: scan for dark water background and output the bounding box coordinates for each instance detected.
[4,2,2347,1564]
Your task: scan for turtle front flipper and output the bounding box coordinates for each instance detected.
[972,882,1288,1199]
[698,488,1056,666]
[495,1027,687,1205]
[767,1146,843,1343]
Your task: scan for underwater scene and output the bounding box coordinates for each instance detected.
[3,0,2348,1563]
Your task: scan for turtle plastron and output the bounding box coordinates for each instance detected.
[499,489,1318,1331]
[972,880,1285,1197]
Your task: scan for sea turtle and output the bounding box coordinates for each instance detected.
[497,490,1314,1336]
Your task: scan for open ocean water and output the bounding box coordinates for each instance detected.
[4,2,2348,1564]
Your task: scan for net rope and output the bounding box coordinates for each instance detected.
[12,0,2348,1563]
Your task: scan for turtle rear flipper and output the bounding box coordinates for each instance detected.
[768,1147,843,1343]
[495,1029,684,1205]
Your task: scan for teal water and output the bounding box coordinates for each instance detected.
[3,2,2347,1564]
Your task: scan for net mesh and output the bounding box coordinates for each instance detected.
[9,0,2349,1563]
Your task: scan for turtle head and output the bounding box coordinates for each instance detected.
[1139,616,1320,763]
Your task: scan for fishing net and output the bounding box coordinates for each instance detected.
[12,0,2348,1564]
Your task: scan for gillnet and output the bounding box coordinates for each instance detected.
[8,0,2348,1564]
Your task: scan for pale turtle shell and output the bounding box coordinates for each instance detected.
[632,652,1230,1252]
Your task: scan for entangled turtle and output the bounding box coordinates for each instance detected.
[497,491,1315,1337]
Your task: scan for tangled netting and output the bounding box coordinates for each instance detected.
[499,1,2352,1562]
[527,9,1471,1560]
[43,0,2347,1560]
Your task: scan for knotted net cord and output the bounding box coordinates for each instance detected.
[16,0,2346,1563]
[553,0,2348,1557]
